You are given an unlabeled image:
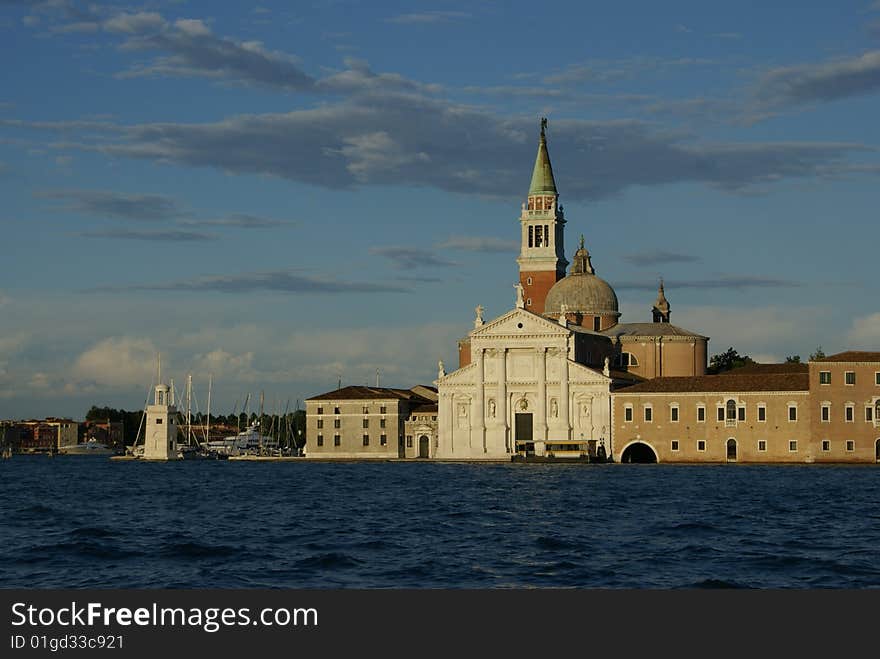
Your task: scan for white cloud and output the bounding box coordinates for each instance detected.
[656,305,834,361]
[104,12,165,34]
[846,312,880,347]
[173,18,211,37]
[72,336,158,388]
[756,50,880,106]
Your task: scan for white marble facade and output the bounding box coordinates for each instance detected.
[436,307,612,460]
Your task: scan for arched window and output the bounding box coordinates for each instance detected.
[726,399,737,421]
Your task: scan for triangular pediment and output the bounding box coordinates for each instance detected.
[472,307,570,339]
[435,362,475,386]
[568,360,612,384]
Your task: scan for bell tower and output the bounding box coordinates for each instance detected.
[652,279,671,323]
[517,118,568,314]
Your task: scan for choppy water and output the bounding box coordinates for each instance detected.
[1,456,879,588]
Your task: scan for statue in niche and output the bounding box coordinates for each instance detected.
[488,399,496,418]
[459,404,467,416]
[551,399,558,418]
[582,403,591,418]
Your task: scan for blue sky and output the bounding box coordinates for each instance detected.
[2,0,880,419]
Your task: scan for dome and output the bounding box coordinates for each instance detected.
[543,236,619,317]
[544,272,619,316]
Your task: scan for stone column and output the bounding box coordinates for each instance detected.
[472,347,485,452]
[446,393,456,455]
[559,346,570,440]
[497,348,508,452]
[536,347,547,443]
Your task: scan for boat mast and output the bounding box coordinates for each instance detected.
[206,374,212,448]
[259,390,265,451]
[186,373,192,447]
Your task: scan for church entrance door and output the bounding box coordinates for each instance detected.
[515,413,534,455]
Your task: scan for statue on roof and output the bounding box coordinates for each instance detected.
[514,283,525,308]
[474,304,484,328]
[438,360,445,378]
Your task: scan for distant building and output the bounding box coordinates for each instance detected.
[809,352,880,463]
[611,363,811,463]
[304,386,436,459]
[9,418,78,452]
[83,419,125,450]
[403,400,438,459]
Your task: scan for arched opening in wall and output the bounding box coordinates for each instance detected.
[620,442,657,464]
[418,435,429,459]
[875,438,880,462]
[726,438,737,462]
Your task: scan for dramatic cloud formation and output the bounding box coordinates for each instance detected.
[93,270,411,294]
[622,249,701,267]
[117,18,317,91]
[38,189,184,221]
[369,246,457,269]
[316,58,442,96]
[437,236,519,252]
[756,51,880,106]
[65,95,875,200]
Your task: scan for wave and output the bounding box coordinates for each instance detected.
[297,552,364,569]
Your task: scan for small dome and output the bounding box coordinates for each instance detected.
[543,236,619,317]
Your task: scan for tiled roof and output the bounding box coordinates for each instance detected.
[410,404,438,414]
[616,372,809,393]
[307,386,432,402]
[814,351,880,363]
[726,362,809,374]
[602,322,707,339]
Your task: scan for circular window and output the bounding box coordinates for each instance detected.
[517,322,523,329]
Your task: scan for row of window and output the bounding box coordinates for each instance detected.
[669,439,858,452]
[315,434,389,447]
[317,416,437,429]
[316,406,388,415]
[820,403,879,423]
[819,371,880,386]
[623,401,800,423]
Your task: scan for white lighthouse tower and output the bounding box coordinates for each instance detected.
[143,380,179,461]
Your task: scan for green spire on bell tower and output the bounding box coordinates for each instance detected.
[528,117,558,196]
